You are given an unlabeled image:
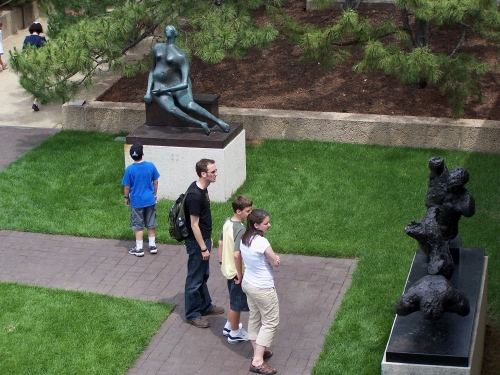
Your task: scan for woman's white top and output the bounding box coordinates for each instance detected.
[240,235,274,289]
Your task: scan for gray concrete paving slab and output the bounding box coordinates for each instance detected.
[0,126,59,169]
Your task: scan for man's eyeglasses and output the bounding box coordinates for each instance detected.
[206,169,217,174]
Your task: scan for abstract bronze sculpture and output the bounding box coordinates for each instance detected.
[144,25,230,136]
[405,157,475,278]
[398,157,474,320]
[396,275,470,321]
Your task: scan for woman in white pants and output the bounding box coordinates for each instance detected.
[240,209,281,375]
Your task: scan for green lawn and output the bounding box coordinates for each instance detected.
[0,283,173,375]
[0,130,498,374]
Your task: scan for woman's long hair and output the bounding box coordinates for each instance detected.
[241,209,269,247]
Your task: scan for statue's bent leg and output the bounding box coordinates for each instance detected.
[155,95,210,136]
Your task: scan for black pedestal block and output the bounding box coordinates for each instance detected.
[385,245,485,367]
[126,122,243,149]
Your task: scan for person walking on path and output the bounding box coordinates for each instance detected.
[184,158,224,328]
[23,22,47,111]
[240,209,281,375]
[121,142,160,257]
[0,22,7,70]
[218,195,253,343]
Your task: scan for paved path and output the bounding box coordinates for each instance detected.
[0,126,60,169]
[0,28,63,129]
[0,231,356,375]
[0,25,357,375]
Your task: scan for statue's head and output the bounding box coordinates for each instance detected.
[428,156,445,175]
[165,25,178,38]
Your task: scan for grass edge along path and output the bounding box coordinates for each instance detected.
[0,130,498,375]
[0,282,173,375]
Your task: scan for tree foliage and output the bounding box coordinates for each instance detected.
[284,0,500,117]
[9,0,280,104]
[8,0,500,116]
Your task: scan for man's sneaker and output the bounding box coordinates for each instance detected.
[228,328,249,344]
[223,322,242,337]
[149,245,157,254]
[2,63,7,70]
[128,247,144,257]
[201,305,224,316]
[187,316,210,328]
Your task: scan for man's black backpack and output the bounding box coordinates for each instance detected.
[169,190,190,242]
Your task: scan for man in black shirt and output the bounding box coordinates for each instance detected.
[184,158,224,328]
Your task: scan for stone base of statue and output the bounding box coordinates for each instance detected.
[124,96,246,203]
[381,240,488,375]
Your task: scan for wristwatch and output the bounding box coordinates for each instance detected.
[124,195,129,199]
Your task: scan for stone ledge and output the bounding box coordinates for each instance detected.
[0,1,40,39]
[62,100,500,154]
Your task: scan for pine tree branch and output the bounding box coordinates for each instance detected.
[331,29,399,46]
[448,25,467,58]
[401,8,416,51]
[121,23,159,55]
[78,24,159,86]
[77,65,101,85]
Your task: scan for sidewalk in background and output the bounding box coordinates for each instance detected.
[0,20,62,129]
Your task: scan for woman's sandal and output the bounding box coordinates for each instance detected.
[249,361,277,375]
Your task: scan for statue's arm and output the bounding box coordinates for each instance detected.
[180,58,189,87]
[144,50,156,104]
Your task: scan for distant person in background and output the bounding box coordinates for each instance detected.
[0,21,7,70]
[23,22,47,111]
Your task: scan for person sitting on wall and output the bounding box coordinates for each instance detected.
[143,25,230,136]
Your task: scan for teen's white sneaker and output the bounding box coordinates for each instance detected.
[227,328,249,344]
[223,322,242,336]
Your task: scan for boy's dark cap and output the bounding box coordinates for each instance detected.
[130,142,143,160]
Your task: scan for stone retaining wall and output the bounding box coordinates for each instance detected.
[62,100,500,154]
[0,1,40,39]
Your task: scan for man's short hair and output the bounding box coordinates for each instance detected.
[196,158,215,177]
[232,195,253,212]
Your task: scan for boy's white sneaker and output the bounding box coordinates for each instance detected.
[227,328,249,344]
[223,322,242,336]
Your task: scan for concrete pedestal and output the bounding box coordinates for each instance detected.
[124,123,246,202]
[381,247,488,375]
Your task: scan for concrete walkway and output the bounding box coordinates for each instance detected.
[0,26,357,375]
[0,25,63,129]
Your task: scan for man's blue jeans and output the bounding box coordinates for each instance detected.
[184,238,213,321]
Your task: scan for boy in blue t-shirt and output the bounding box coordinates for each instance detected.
[122,142,160,257]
